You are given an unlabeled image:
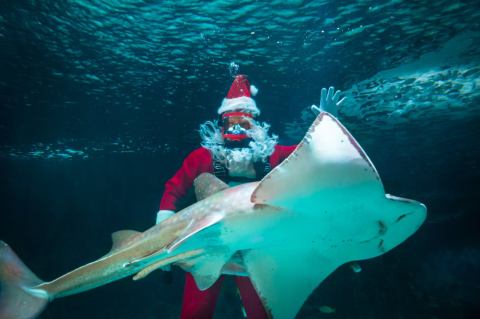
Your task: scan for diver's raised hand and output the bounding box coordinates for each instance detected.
[311,86,345,117]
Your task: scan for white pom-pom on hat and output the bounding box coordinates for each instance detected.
[217,75,261,115]
[250,85,258,96]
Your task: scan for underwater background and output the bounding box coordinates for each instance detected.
[0,0,479,318]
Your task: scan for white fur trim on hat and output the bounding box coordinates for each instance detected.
[217,96,260,115]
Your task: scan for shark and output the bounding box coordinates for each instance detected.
[0,112,426,319]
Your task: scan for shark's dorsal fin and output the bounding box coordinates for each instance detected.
[251,113,383,211]
[194,173,229,201]
[109,230,141,254]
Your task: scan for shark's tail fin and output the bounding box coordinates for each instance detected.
[0,241,49,319]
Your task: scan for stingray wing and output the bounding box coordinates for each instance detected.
[243,247,340,319]
[246,112,426,318]
[251,112,384,211]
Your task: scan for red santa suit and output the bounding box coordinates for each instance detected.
[159,75,296,319]
[159,144,296,319]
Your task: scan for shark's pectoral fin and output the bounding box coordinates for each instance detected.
[194,173,229,201]
[243,248,339,319]
[166,211,224,253]
[188,250,234,290]
[132,249,204,281]
[221,251,248,276]
[107,230,141,255]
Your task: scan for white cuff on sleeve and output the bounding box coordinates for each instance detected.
[156,210,175,224]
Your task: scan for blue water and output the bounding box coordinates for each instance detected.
[0,1,479,318]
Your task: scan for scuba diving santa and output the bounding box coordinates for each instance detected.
[199,74,281,185]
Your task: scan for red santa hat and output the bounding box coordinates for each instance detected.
[217,74,260,116]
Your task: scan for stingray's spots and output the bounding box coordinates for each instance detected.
[378,239,385,252]
[305,133,312,142]
[396,214,407,223]
[377,220,387,235]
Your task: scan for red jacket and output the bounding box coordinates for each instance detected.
[160,144,297,211]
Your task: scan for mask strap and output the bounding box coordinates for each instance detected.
[221,112,254,119]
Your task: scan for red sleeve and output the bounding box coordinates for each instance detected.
[160,148,213,211]
[269,144,297,168]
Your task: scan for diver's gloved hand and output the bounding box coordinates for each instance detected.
[156,210,175,225]
[311,86,346,117]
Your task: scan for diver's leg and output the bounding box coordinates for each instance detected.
[180,273,224,319]
[235,276,269,319]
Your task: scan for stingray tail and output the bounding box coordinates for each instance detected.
[0,241,49,319]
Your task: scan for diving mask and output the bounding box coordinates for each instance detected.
[221,112,253,142]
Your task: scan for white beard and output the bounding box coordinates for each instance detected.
[199,120,278,177]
